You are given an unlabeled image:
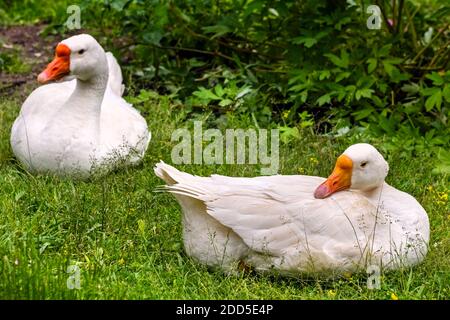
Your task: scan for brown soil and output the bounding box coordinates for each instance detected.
[0,24,75,98]
[0,24,128,100]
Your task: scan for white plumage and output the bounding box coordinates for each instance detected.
[11,34,150,178]
[155,144,430,275]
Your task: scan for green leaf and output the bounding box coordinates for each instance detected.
[288,71,308,85]
[219,99,233,107]
[443,84,450,102]
[378,116,395,134]
[268,8,279,17]
[401,83,420,94]
[324,53,341,67]
[352,108,373,120]
[383,62,409,82]
[340,50,349,68]
[202,24,231,39]
[335,16,352,30]
[367,58,377,73]
[422,87,439,96]
[316,31,329,39]
[289,83,310,92]
[345,85,356,94]
[378,82,388,94]
[384,58,403,65]
[173,6,192,23]
[193,87,220,101]
[355,88,374,100]
[372,95,384,107]
[432,148,450,175]
[292,31,328,47]
[279,126,300,143]
[337,90,346,101]
[299,90,308,103]
[143,30,163,45]
[110,0,132,11]
[127,90,156,104]
[425,72,444,86]
[382,61,396,76]
[317,94,331,106]
[356,76,375,88]
[378,44,392,57]
[154,2,169,28]
[137,219,146,235]
[391,69,411,83]
[324,53,348,68]
[425,89,442,111]
[335,71,351,82]
[236,87,252,99]
[319,70,331,80]
[292,36,317,48]
[214,84,224,97]
[433,163,450,175]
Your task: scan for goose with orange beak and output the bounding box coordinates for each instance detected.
[11,34,150,178]
[154,143,430,275]
[314,154,353,199]
[37,43,71,84]
[314,144,390,199]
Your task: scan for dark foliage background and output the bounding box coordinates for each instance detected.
[1,0,449,171]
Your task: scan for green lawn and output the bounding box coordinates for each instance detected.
[0,88,448,299]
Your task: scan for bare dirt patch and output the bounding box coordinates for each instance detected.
[0,24,72,98]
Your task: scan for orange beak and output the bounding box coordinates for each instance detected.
[37,43,71,84]
[314,154,353,199]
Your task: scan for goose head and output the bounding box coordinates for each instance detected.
[314,143,389,199]
[37,34,107,84]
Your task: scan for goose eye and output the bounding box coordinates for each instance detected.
[360,161,368,168]
[78,49,85,55]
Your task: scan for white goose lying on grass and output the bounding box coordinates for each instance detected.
[155,143,430,275]
[11,34,150,178]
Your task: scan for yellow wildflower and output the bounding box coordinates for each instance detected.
[309,157,319,165]
[327,290,336,298]
[343,271,352,279]
[391,292,399,300]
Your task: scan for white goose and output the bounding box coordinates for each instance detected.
[11,34,150,178]
[155,144,430,275]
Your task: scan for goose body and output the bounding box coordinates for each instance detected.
[11,34,150,178]
[155,144,430,275]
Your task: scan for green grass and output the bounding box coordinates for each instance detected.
[0,50,32,74]
[0,0,72,27]
[0,89,448,299]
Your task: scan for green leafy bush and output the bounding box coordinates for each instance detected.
[1,0,449,159]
